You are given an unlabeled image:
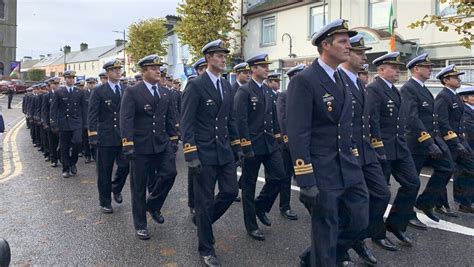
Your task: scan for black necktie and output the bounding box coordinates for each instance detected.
[152,85,160,102]
[115,85,121,97]
[333,72,345,96]
[216,79,223,100]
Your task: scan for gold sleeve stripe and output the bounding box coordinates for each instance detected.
[371,138,384,148]
[122,140,134,146]
[231,140,241,146]
[283,135,289,143]
[295,169,314,175]
[417,131,432,143]
[88,131,98,137]
[443,131,458,141]
[169,136,179,141]
[274,133,281,138]
[241,138,252,147]
[294,158,314,175]
[183,147,197,154]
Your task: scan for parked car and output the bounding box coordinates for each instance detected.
[0,79,29,94]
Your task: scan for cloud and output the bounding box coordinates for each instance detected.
[17,0,180,59]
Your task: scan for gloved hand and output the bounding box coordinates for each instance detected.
[299,185,320,207]
[123,149,136,160]
[428,143,443,160]
[456,143,471,159]
[188,158,201,174]
[244,150,255,159]
[234,150,245,167]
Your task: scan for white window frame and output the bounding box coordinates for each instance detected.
[261,16,276,47]
[309,3,329,38]
[368,0,390,29]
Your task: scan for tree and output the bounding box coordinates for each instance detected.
[27,69,46,81]
[175,0,241,60]
[126,18,168,64]
[408,0,473,48]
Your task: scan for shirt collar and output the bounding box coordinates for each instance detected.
[379,77,393,89]
[143,80,158,91]
[339,66,358,89]
[467,103,474,110]
[252,78,263,88]
[411,77,425,87]
[206,69,220,88]
[318,58,336,83]
[445,86,457,95]
[108,80,120,91]
[236,80,242,87]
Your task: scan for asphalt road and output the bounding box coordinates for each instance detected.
[0,94,473,266]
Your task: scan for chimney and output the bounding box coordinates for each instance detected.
[23,56,32,60]
[39,55,45,59]
[115,39,126,47]
[47,54,51,57]
[63,45,71,54]
[80,43,88,51]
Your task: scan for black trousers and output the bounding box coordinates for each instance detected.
[360,162,391,240]
[59,129,82,172]
[194,162,238,256]
[381,157,420,232]
[40,127,49,155]
[82,129,93,157]
[450,144,474,206]
[188,169,196,209]
[7,94,13,108]
[412,151,454,211]
[300,180,369,266]
[97,146,129,206]
[130,146,177,230]
[241,150,284,232]
[264,145,293,211]
[33,124,41,146]
[47,130,59,163]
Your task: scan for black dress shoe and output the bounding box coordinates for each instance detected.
[202,255,221,267]
[70,165,77,175]
[280,209,298,220]
[415,204,440,222]
[149,210,164,224]
[0,238,11,267]
[337,253,354,267]
[435,206,458,218]
[386,227,413,247]
[51,162,58,167]
[248,229,265,241]
[113,193,123,204]
[459,204,474,213]
[101,205,113,214]
[136,229,151,240]
[78,152,83,157]
[408,217,428,231]
[62,171,71,178]
[352,241,377,265]
[234,196,241,202]
[372,238,399,251]
[256,210,271,226]
[85,156,91,163]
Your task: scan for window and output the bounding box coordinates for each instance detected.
[358,31,377,44]
[309,4,328,36]
[78,64,81,71]
[261,16,276,46]
[436,1,456,17]
[369,0,390,28]
[84,63,86,70]
[0,0,5,20]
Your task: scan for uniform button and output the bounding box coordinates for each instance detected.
[362,125,365,128]
[66,109,69,111]
[163,130,165,133]
[153,130,156,133]
[216,118,218,121]
[215,126,218,129]
[270,112,272,115]
[114,112,117,115]
[338,148,341,152]
[153,122,155,125]
[362,116,364,119]
[264,130,267,133]
[225,116,228,120]
[396,133,399,137]
[338,123,341,127]
[153,116,155,118]
[363,135,365,138]
[114,125,117,128]
[338,135,341,139]
[264,121,266,124]
[216,136,218,139]
[397,125,399,128]
[163,115,165,118]
[114,118,117,121]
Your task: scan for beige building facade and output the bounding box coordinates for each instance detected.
[241,0,473,88]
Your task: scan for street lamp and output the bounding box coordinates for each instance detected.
[112,30,126,75]
[282,33,297,58]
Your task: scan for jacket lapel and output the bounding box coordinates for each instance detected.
[313,61,344,104]
[339,69,363,105]
[202,72,223,107]
[376,78,400,107]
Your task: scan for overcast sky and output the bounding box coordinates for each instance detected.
[17,0,180,60]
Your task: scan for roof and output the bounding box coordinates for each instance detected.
[33,53,64,67]
[68,45,115,63]
[50,51,81,65]
[245,0,302,16]
[20,59,40,69]
[99,45,124,59]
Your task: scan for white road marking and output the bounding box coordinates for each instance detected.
[237,171,474,237]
